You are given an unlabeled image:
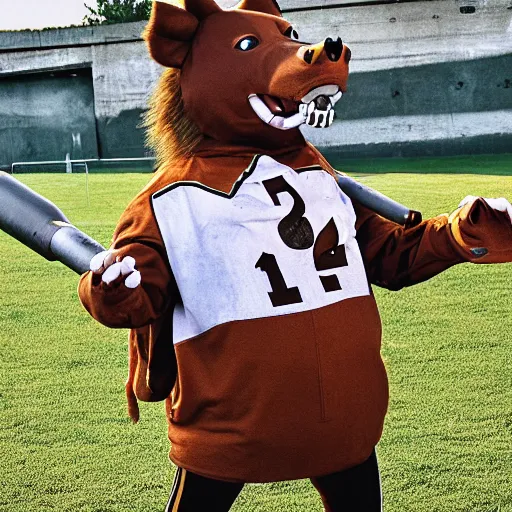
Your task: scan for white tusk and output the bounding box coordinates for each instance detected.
[270,112,306,130]
[330,91,343,106]
[248,95,274,125]
[458,195,479,208]
[248,94,305,131]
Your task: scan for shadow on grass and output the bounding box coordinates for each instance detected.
[326,153,512,176]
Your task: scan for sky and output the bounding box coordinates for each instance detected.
[0,0,98,31]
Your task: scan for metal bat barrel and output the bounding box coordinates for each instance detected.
[336,173,422,228]
[0,171,105,274]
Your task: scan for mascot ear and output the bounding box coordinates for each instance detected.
[143,1,199,69]
[236,0,282,17]
[183,0,222,20]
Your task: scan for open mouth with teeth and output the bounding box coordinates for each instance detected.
[248,85,343,130]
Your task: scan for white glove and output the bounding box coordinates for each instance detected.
[459,195,512,223]
[89,250,141,289]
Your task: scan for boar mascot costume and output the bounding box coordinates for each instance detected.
[78,0,512,510]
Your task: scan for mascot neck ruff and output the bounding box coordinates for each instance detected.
[78,0,512,509]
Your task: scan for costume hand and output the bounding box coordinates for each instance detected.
[459,196,512,223]
[89,250,142,289]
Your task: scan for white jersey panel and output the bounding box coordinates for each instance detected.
[152,156,370,344]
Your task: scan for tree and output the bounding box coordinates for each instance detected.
[83,0,152,25]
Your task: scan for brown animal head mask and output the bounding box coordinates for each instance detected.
[144,0,351,149]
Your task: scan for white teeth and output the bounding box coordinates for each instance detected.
[301,85,339,104]
[248,88,340,131]
[248,94,305,130]
[314,111,327,129]
[330,91,343,106]
[304,99,337,128]
[328,109,335,126]
[301,85,342,128]
[248,94,274,125]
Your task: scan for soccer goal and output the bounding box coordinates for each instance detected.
[10,156,155,174]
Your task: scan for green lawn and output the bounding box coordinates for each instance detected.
[332,153,512,176]
[1,155,512,511]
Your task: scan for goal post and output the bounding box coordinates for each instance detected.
[10,157,155,174]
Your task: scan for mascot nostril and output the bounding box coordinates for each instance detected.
[325,37,344,62]
[344,46,352,64]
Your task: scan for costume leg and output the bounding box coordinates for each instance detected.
[310,449,382,512]
[164,467,244,512]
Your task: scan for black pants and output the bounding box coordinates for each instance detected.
[165,450,382,511]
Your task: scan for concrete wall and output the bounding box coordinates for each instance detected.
[0,22,160,166]
[91,41,161,158]
[0,68,98,165]
[287,0,512,157]
[0,0,511,166]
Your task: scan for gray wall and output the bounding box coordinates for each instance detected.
[0,23,159,166]
[0,68,98,164]
[290,0,512,157]
[0,0,511,166]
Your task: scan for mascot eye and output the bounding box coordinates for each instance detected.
[284,26,300,41]
[235,36,260,52]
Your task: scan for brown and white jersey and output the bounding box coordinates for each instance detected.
[149,155,388,482]
[152,155,370,345]
[78,145,512,483]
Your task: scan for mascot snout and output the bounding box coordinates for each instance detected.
[144,0,351,145]
[252,37,351,130]
[298,37,350,65]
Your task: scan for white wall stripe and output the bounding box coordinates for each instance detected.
[303,109,512,147]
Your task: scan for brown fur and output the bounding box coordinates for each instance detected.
[143,68,203,170]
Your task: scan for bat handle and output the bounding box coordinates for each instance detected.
[336,173,422,228]
[405,209,423,229]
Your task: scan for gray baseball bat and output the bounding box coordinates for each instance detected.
[336,172,422,228]
[0,171,105,274]
[0,171,421,275]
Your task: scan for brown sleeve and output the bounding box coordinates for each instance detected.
[125,311,178,422]
[449,197,512,264]
[78,183,180,418]
[355,197,512,291]
[354,201,466,290]
[78,188,179,329]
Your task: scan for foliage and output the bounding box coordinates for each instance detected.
[83,0,152,25]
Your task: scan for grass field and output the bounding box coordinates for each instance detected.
[1,155,512,511]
